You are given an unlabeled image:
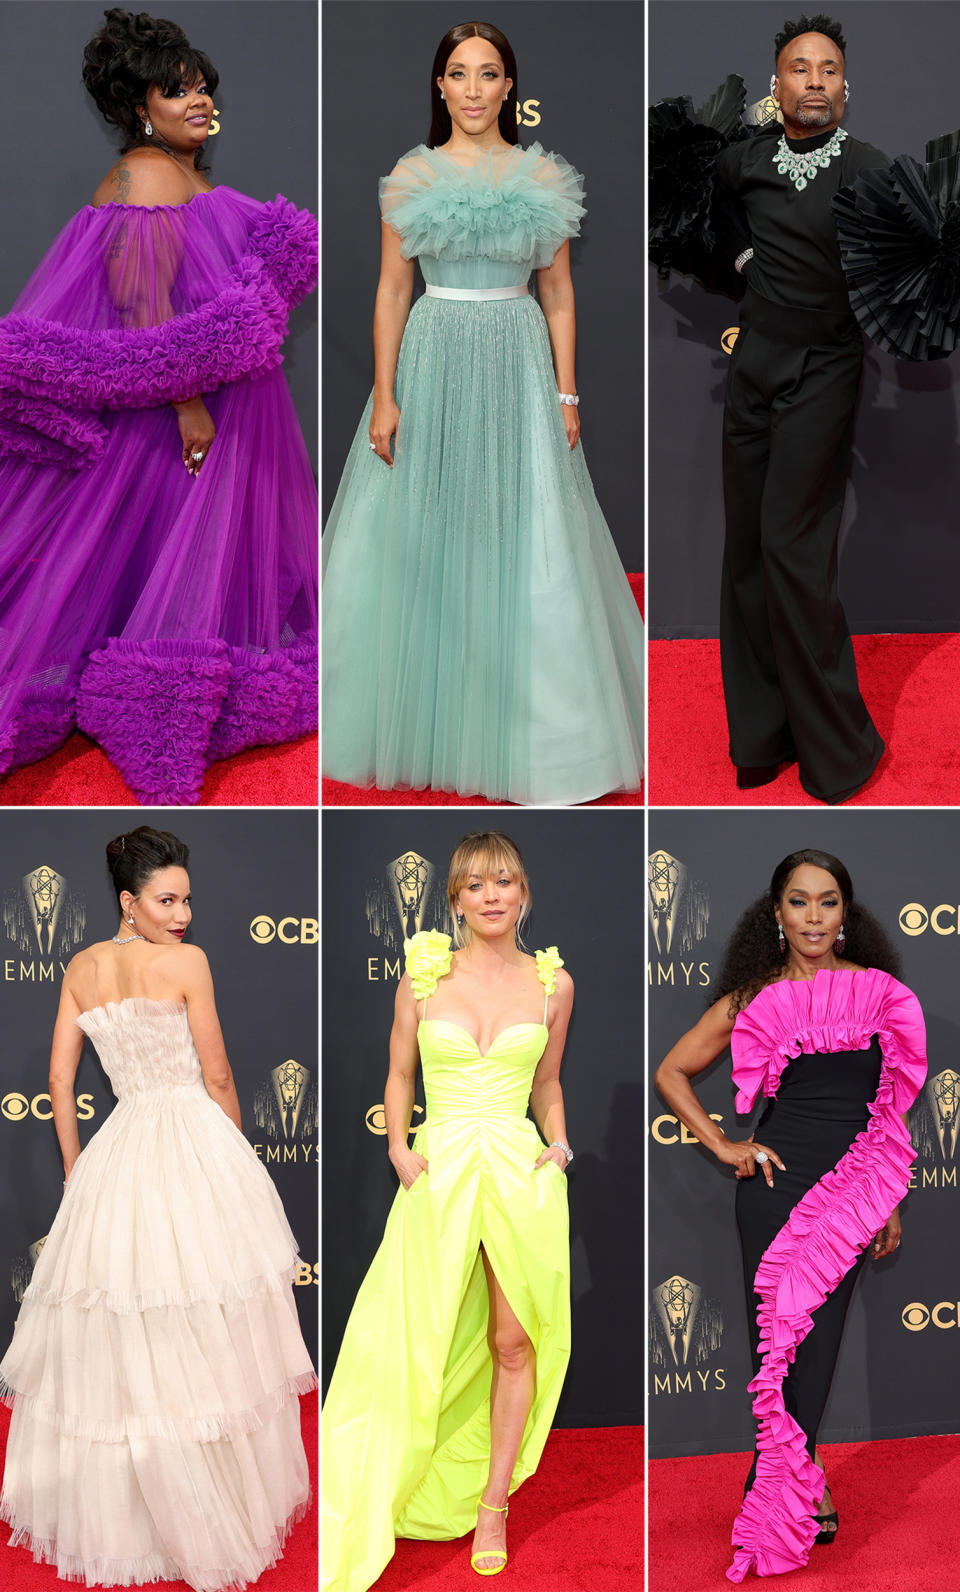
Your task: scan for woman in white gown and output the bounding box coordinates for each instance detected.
[0,825,315,1589]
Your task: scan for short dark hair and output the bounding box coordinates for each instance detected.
[82,8,219,159]
[774,13,846,62]
[106,825,190,907]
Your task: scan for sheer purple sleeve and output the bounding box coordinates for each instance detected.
[0,191,317,470]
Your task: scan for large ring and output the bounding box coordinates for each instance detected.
[191,451,204,461]
[755,1150,769,1164]
[368,442,376,451]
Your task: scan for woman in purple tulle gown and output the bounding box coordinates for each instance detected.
[0,9,317,805]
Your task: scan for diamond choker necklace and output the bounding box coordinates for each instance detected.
[773,126,847,192]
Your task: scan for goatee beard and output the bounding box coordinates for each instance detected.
[793,102,834,128]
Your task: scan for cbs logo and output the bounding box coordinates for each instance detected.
[722,328,740,355]
[650,1113,722,1145]
[516,99,541,127]
[898,904,960,937]
[365,1103,424,1137]
[902,1301,960,1331]
[249,915,318,945]
[2,1093,95,1123]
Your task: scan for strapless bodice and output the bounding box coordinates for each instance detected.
[76,997,202,1098]
[417,1019,548,1121]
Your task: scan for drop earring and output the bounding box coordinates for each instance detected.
[144,119,153,136]
[835,923,846,954]
[455,909,464,925]
[777,922,786,954]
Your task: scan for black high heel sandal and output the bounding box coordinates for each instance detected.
[813,1509,838,1545]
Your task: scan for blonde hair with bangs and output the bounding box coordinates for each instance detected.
[447,831,531,948]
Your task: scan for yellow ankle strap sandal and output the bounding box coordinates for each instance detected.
[471,1499,508,1577]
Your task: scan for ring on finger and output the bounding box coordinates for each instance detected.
[755,1150,769,1164]
[191,451,204,462]
[369,442,376,451]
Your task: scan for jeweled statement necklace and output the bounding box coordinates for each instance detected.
[773,125,847,193]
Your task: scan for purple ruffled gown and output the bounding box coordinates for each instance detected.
[0,187,317,804]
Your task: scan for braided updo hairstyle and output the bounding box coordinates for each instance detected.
[106,825,190,909]
[82,8,218,165]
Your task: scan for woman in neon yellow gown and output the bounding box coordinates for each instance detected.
[322,832,573,1590]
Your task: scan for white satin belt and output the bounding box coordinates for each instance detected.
[423,284,529,301]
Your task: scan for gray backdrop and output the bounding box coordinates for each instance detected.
[650,0,960,637]
[321,0,643,568]
[0,0,317,472]
[322,809,643,1428]
[649,809,960,1459]
[0,809,318,1360]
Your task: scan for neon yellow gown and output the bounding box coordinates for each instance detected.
[322,934,571,1592]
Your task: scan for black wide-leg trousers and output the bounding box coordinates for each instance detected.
[720,289,884,804]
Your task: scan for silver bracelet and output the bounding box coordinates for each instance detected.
[734,247,754,274]
[557,392,579,407]
[549,1139,574,1165]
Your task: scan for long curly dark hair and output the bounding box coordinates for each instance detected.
[82,8,218,168]
[427,21,519,149]
[714,849,901,1015]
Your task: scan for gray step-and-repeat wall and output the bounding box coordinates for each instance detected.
[649,809,960,1459]
[650,0,960,638]
[322,810,643,1428]
[0,810,318,1360]
[322,0,643,570]
[0,0,318,473]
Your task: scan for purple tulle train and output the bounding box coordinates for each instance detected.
[0,187,317,804]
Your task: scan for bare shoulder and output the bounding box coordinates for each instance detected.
[92,148,194,209]
[177,943,212,977]
[552,966,574,1001]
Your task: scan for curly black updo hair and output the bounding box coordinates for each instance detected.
[106,825,190,908]
[774,14,846,61]
[714,848,900,1015]
[82,8,218,165]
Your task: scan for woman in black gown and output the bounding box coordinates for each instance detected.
[655,849,927,1580]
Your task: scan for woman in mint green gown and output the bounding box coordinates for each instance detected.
[322,831,574,1590]
[322,21,644,805]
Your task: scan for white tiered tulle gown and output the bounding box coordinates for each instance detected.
[0,997,315,1590]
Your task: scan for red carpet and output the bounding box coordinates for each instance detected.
[0,1390,317,1590]
[370,1425,642,1591]
[649,632,960,804]
[323,578,644,808]
[0,733,318,807]
[649,1435,960,1591]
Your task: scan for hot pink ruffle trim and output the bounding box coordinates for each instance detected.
[726,969,926,1582]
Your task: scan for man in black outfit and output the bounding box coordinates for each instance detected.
[716,13,888,804]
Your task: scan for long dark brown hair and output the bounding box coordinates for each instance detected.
[427,21,519,148]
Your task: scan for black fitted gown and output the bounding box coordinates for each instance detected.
[736,1036,883,1478]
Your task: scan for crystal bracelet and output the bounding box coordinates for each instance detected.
[550,1139,574,1164]
[558,392,580,407]
[734,248,754,274]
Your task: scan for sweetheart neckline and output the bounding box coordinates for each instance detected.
[419,1018,547,1056]
[76,996,188,1023]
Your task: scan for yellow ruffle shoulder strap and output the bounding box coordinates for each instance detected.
[404,929,453,1001]
[535,946,564,995]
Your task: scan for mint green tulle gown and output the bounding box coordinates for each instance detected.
[322,143,644,804]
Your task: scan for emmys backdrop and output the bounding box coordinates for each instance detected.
[321,0,643,568]
[649,809,960,1459]
[0,0,318,472]
[650,0,960,637]
[322,810,643,1427]
[0,809,318,1359]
